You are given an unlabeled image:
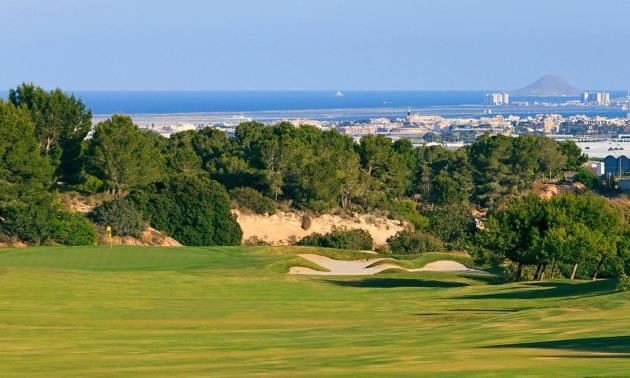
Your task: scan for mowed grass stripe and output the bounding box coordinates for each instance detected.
[0,246,629,376]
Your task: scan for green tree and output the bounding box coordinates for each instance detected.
[129,175,242,246]
[358,134,409,199]
[9,83,92,183]
[559,140,588,171]
[86,115,165,194]
[429,204,476,248]
[0,100,53,204]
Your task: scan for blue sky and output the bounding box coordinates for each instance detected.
[1,0,628,90]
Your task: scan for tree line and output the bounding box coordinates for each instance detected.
[0,83,628,283]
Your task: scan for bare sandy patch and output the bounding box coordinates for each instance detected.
[234,210,405,246]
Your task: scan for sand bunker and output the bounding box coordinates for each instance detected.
[289,254,490,276]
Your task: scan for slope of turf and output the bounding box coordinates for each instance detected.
[0,246,629,377]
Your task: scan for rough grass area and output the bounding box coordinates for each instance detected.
[266,256,330,273]
[366,251,477,269]
[0,246,629,377]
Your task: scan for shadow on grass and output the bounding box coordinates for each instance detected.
[326,278,468,288]
[449,308,524,313]
[484,336,630,355]
[458,279,616,300]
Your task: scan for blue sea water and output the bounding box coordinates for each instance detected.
[1,90,628,118]
[71,91,489,114]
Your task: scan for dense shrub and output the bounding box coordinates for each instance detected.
[574,168,600,189]
[428,205,476,247]
[129,175,242,246]
[387,230,444,254]
[89,198,145,238]
[617,273,630,292]
[296,227,373,250]
[229,187,276,215]
[0,203,96,245]
[387,199,429,230]
[50,210,98,245]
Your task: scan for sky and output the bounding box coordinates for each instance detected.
[0,0,628,91]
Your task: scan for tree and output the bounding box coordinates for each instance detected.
[0,100,53,204]
[86,115,165,194]
[482,196,547,280]
[9,83,92,183]
[559,140,588,171]
[357,134,409,199]
[129,175,242,246]
[545,193,623,280]
[429,204,476,248]
[89,198,146,238]
[414,145,472,205]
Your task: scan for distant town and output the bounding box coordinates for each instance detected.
[93,89,630,159]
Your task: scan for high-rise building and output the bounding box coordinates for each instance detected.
[583,92,610,106]
[484,92,509,106]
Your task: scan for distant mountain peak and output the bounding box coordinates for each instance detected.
[510,75,582,96]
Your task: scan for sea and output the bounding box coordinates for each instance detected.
[1,90,628,119]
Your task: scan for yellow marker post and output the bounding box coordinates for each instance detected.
[106,226,112,250]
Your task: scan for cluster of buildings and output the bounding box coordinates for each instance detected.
[334,111,630,141]
[483,92,510,106]
[582,92,611,106]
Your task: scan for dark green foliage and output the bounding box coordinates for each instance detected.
[617,273,630,292]
[86,115,165,193]
[481,193,625,280]
[0,202,56,244]
[9,83,92,184]
[0,100,53,203]
[89,198,145,238]
[229,187,276,215]
[387,199,429,230]
[574,168,600,188]
[559,140,588,171]
[413,146,472,205]
[50,210,98,246]
[387,230,445,254]
[429,205,476,248]
[357,134,409,199]
[469,134,566,207]
[129,175,242,246]
[0,204,96,246]
[297,227,373,250]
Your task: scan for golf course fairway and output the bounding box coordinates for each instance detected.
[0,246,628,377]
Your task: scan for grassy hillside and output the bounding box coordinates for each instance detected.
[0,246,629,376]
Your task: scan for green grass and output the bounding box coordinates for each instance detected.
[0,245,629,377]
[366,251,477,269]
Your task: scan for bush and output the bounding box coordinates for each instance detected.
[50,210,97,246]
[387,230,444,254]
[296,227,373,250]
[229,187,276,215]
[0,202,55,244]
[0,203,96,246]
[574,168,600,189]
[617,273,630,292]
[387,199,429,230]
[129,175,242,246]
[89,198,145,238]
[429,205,476,247]
[242,236,270,246]
[301,215,313,230]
